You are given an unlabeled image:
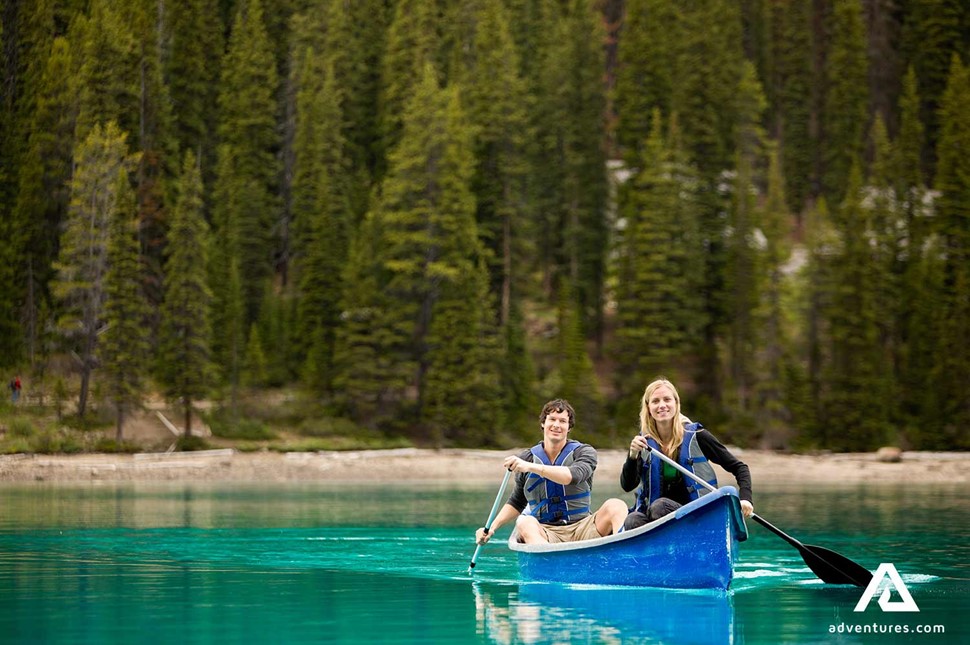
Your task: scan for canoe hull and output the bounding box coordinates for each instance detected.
[509,487,747,589]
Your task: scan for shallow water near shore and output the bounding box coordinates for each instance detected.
[0,482,966,644]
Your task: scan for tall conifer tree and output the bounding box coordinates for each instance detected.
[158,151,213,436]
[821,0,869,205]
[614,0,678,164]
[611,111,705,423]
[52,122,136,418]
[821,163,890,450]
[293,53,351,392]
[723,62,767,420]
[930,55,970,447]
[9,37,75,364]
[101,169,149,442]
[213,0,280,323]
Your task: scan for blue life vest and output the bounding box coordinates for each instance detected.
[523,440,592,524]
[634,423,718,513]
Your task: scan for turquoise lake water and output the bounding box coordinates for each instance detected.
[0,481,966,644]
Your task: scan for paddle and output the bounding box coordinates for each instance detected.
[644,446,873,587]
[468,468,514,573]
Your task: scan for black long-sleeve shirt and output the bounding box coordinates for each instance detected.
[620,430,753,504]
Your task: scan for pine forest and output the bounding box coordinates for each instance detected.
[1,0,969,453]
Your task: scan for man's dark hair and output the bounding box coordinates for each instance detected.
[539,399,575,429]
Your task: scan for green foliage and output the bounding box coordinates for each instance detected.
[614,0,678,164]
[8,417,35,438]
[94,437,140,453]
[205,408,276,441]
[242,323,269,388]
[100,168,150,442]
[213,0,280,322]
[822,0,869,204]
[901,0,965,172]
[52,121,137,418]
[610,112,705,420]
[378,0,439,171]
[817,164,892,450]
[3,0,970,454]
[157,151,213,431]
[765,0,813,213]
[458,0,532,326]
[71,0,139,141]
[552,282,602,429]
[928,55,970,448]
[165,0,224,157]
[176,435,210,451]
[9,37,75,364]
[292,53,351,392]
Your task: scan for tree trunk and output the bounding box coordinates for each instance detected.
[184,400,192,438]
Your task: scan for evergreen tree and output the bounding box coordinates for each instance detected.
[101,169,149,442]
[292,53,351,392]
[821,0,869,205]
[9,36,75,364]
[242,323,269,387]
[532,0,609,345]
[755,146,795,448]
[723,62,768,425]
[765,0,813,214]
[71,0,139,142]
[164,0,224,160]
[421,86,501,445]
[614,0,679,164]
[554,281,602,432]
[458,0,531,327]
[123,0,178,318]
[893,67,935,435]
[213,0,280,323]
[378,0,438,174]
[157,151,213,436]
[901,0,965,173]
[611,111,705,423]
[672,0,745,177]
[670,0,746,408]
[929,55,970,448]
[52,121,136,418]
[321,0,386,182]
[331,211,397,426]
[820,163,891,450]
[500,301,539,440]
[801,196,838,446]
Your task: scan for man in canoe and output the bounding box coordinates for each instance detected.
[474,399,628,545]
[621,377,754,530]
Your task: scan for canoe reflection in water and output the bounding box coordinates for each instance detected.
[474,582,734,644]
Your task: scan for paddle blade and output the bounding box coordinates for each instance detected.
[799,543,873,587]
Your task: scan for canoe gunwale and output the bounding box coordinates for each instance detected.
[507,486,746,553]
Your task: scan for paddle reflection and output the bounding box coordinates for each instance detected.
[474,582,735,644]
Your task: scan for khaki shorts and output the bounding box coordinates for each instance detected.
[541,513,604,544]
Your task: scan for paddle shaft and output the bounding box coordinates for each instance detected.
[644,446,798,546]
[644,445,872,587]
[468,468,513,571]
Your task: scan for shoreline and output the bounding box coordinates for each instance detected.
[1,448,967,485]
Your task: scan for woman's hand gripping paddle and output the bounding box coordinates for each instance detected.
[645,446,872,587]
[468,468,513,574]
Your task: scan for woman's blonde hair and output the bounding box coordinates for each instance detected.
[639,377,684,458]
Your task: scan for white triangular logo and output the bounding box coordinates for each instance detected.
[853,563,920,613]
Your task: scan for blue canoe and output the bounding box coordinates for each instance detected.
[508,486,748,590]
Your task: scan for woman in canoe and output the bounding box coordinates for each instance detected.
[620,377,754,530]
